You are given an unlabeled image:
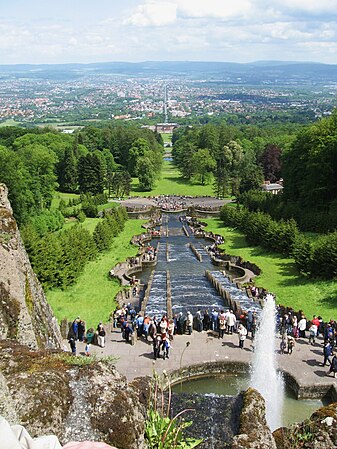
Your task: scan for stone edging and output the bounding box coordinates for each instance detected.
[162,360,337,402]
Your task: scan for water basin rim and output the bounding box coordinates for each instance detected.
[156,360,337,402]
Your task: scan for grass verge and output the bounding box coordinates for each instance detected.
[203,218,337,321]
[47,219,146,328]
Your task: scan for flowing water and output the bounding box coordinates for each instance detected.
[140,213,259,317]
[250,294,285,430]
[172,374,323,447]
[138,213,322,446]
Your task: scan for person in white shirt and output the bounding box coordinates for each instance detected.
[227,310,236,334]
[238,324,248,349]
[298,315,307,338]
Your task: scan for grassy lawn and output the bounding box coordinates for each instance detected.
[203,218,337,321]
[62,217,100,234]
[0,119,23,127]
[51,192,80,211]
[161,133,172,143]
[130,160,215,197]
[47,219,146,328]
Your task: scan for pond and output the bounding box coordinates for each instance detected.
[170,374,324,449]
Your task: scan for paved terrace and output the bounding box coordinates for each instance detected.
[74,328,337,400]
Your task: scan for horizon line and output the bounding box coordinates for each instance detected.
[0,59,334,67]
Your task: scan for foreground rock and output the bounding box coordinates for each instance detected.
[0,183,62,349]
[232,388,277,449]
[273,403,337,449]
[0,341,148,449]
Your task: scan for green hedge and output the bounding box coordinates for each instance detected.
[220,204,337,279]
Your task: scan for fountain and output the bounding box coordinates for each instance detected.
[250,293,285,430]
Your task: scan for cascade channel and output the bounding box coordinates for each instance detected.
[140,213,257,318]
[137,213,263,449]
[134,213,327,448]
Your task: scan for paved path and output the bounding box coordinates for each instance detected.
[73,329,337,397]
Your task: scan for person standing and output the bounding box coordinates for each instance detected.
[153,334,162,359]
[196,309,203,332]
[71,317,80,341]
[238,324,247,349]
[124,322,134,344]
[177,312,185,335]
[251,312,258,339]
[218,310,226,339]
[298,315,307,338]
[78,319,85,342]
[167,319,175,341]
[68,336,76,355]
[328,353,337,377]
[308,321,318,345]
[203,310,211,331]
[227,310,236,334]
[97,322,106,348]
[322,339,333,366]
[186,311,193,335]
[162,334,170,360]
[211,309,218,331]
[287,335,295,354]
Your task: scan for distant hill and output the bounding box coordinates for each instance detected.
[0,60,337,85]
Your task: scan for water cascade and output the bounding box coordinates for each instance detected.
[250,293,285,430]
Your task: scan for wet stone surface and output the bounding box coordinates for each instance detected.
[171,392,243,449]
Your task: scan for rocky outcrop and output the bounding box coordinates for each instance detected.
[0,184,62,349]
[87,364,148,449]
[232,388,277,449]
[0,340,148,448]
[273,403,337,449]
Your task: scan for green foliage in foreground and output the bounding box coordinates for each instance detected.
[145,372,202,449]
[202,219,337,320]
[47,219,146,328]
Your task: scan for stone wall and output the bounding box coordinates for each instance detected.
[0,184,63,349]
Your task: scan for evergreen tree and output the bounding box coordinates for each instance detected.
[60,146,78,193]
[78,153,105,194]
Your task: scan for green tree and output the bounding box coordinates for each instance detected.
[0,146,33,223]
[191,148,216,185]
[78,153,105,194]
[17,144,58,210]
[128,138,150,176]
[59,146,78,193]
[136,156,157,191]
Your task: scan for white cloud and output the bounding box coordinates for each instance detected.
[279,0,337,15]
[123,1,177,27]
[0,0,337,64]
[176,0,252,20]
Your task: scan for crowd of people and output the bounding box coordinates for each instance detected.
[110,303,261,357]
[278,309,337,377]
[66,304,337,380]
[154,195,187,210]
[67,317,106,355]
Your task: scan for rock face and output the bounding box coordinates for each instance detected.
[273,403,337,449]
[0,340,148,449]
[0,183,62,349]
[232,388,277,449]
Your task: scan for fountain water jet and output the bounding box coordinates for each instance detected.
[250,293,284,431]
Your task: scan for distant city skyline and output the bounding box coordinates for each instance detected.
[0,0,336,64]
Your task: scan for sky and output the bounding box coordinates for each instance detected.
[0,0,337,64]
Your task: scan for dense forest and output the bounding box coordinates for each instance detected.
[0,124,163,225]
[0,124,162,289]
[1,111,337,283]
[172,121,295,197]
